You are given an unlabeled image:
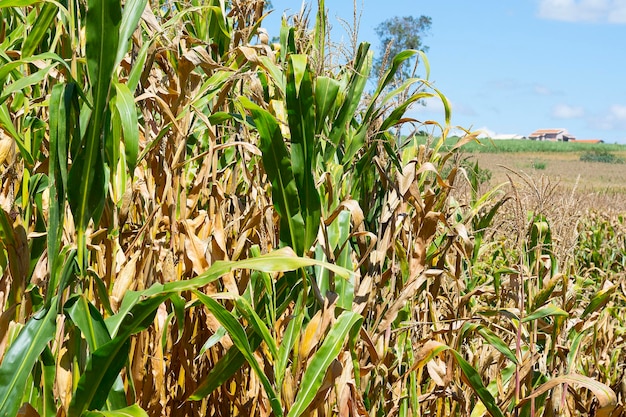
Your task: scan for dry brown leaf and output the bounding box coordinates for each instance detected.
[398,160,417,196]
[426,358,447,387]
[377,272,429,332]
[299,310,323,364]
[0,137,15,166]
[0,304,17,361]
[55,345,73,413]
[16,403,39,417]
[30,251,48,289]
[182,220,209,275]
[324,199,365,230]
[140,3,161,34]
[111,252,140,310]
[517,374,618,417]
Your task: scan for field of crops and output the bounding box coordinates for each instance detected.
[436,137,626,154]
[418,137,626,192]
[1,1,625,417]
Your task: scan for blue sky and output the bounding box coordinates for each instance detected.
[265,1,626,143]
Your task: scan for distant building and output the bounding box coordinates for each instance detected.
[528,128,575,141]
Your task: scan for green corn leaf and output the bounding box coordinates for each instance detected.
[68,294,168,417]
[113,82,139,174]
[0,63,58,106]
[433,87,452,125]
[234,297,279,359]
[475,324,518,364]
[379,91,434,132]
[286,55,321,252]
[198,326,228,357]
[21,2,58,58]
[161,247,352,295]
[190,340,251,400]
[68,0,121,270]
[126,38,154,93]
[258,56,286,94]
[115,0,148,68]
[188,248,346,400]
[449,350,506,417]
[206,6,230,57]
[0,0,41,6]
[334,211,354,309]
[104,287,159,337]
[342,123,368,165]
[68,340,132,417]
[55,249,79,312]
[532,274,562,311]
[40,347,57,417]
[192,290,283,417]
[582,284,616,319]
[522,304,568,323]
[379,76,429,110]
[169,293,186,344]
[64,294,111,350]
[64,294,128,410]
[0,103,32,167]
[288,310,363,417]
[359,50,426,127]
[372,50,422,100]
[0,52,71,83]
[327,43,372,152]
[459,323,517,365]
[566,327,593,373]
[240,97,305,255]
[276,306,304,391]
[47,83,79,305]
[0,304,57,417]
[83,404,149,417]
[279,25,295,63]
[47,84,66,304]
[314,76,340,134]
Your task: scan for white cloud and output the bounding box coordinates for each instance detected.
[589,103,626,130]
[608,7,626,21]
[609,104,626,119]
[533,84,563,96]
[552,103,585,118]
[537,0,626,23]
[533,84,553,95]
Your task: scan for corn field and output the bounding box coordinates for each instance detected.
[0,0,625,416]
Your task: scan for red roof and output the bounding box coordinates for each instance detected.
[529,128,567,136]
[570,139,603,144]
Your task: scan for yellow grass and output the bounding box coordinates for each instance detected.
[468,151,626,195]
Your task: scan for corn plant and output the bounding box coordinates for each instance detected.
[0,0,624,416]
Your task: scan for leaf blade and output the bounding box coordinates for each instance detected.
[0,305,57,417]
[287,311,363,417]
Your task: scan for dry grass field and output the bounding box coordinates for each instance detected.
[467,151,626,196]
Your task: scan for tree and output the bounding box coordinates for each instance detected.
[373,15,432,81]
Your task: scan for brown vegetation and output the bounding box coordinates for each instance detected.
[0,1,625,417]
